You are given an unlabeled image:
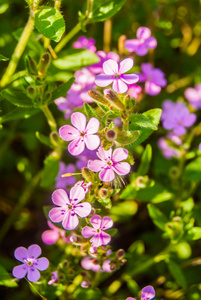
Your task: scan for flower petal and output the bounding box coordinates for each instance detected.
[90,233,103,247]
[49,207,65,223]
[145,81,161,96]
[112,79,128,93]
[71,112,86,131]
[82,226,97,238]
[86,117,100,134]
[62,211,79,230]
[100,231,111,245]
[59,125,79,141]
[88,159,106,172]
[27,267,40,282]
[90,215,102,229]
[68,137,85,156]
[112,148,128,162]
[146,37,157,49]
[183,113,197,127]
[173,125,186,136]
[101,216,113,230]
[28,244,41,259]
[121,74,139,85]
[41,230,60,245]
[95,74,114,87]
[14,247,28,262]
[97,147,112,160]
[103,59,118,75]
[136,44,148,56]
[141,285,155,300]
[113,162,131,176]
[52,189,69,206]
[125,39,140,52]
[137,27,151,40]
[12,264,28,279]
[70,185,85,204]
[74,202,91,217]
[84,134,100,151]
[35,257,49,271]
[99,167,115,182]
[119,58,134,74]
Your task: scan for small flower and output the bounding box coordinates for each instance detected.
[12,244,49,282]
[158,133,182,159]
[89,50,119,74]
[139,63,167,95]
[81,256,101,272]
[125,27,157,56]
[41,220,72,245]
[95,58,139,94]
[184,84,201,109]
[88,147,131,182]
[82,214,113,247]
[127,83,142,99]
[48,271,58,285]
[141,286,155,300]
[74,180,92,194]
[59,112,100,156]
[73,36,96,53]
[49,186,91,230]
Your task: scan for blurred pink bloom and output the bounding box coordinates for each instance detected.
[139,63,167,95]
[125,27,157,56]
[89,51,119,74]
[184,84,201,109]
[49,187,91,230]
[81,256,101,272]
[88,147,131,182]
[95,58,139,93]
[127,84,142,99]
[158,133,182,159]
[48,271,58,285]
[73,36,96,53]
[199,143,201,151]
[141,285,155,300]
[82,214,113,247]
[59,112,100,156]
[42,220,71,245]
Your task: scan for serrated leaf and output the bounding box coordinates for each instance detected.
[51,77,74,102]
[1,89,34,108]
[53,49,99,70]
[84,103,100,120]
[0,107,40,123]
[36,131,54,148]
[147,204,168,231]
[0,265,18,287]
[138,144,152,175]
[167,259,187,289]
[0,54,9,61]
[184,157,201,181]
[41,155,60,188]
[128,114,158,130]
[35,6,65,42]
[88,0,125,23]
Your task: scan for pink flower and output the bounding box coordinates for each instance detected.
[48,271,58,285]
[41,221,72,245]
[88,147,131,182]
[125,27,157,56]
[74,180,92,194]
[95,58,139,93]
[82,215,113,247]
[49,186,91,230]
[141,286,155,300]
[89,51,119,74]
[59,112,100,156]
[81,256,101,272]
[199,143,201,151]
[73,36,96,53]
[184,84,201,109]
[127,84,142,99]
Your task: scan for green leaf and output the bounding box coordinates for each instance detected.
[74,287,102,300]
[138,144,152,175]
[36,131,54,148]
[128,114,158,130]
[0,107,40,123]
[110,200,138,222]
[116,130,141,145]
[147,204,168,231]
[129,109,162,145]
[84,103,100,120]
[167,259,187,289]
[184,157,201,181]
[53,49,100,70]
[1,89,34,108]
[35,6,65,42]
[0,54,9,61]
[0,265,18,287]
[188,227,201,240]
[51,77,74,103]
[40,155,60,188]
[88,0,125,23]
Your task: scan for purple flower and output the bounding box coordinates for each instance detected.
[82,215,113,247]
[161,100,197,136]
[56,162,76,189]
[48,271,58,285]
[49,186,91,230]
[184,84,201,109]
[59,112,100,156]
[88,147,131,182]
[127,84,142,99]
[139,63,167,95]
[89,51,119,74]
[95,58,139,94]
[125,27,157,56]
[158,133,182,159]
[12,244,49,282]
[81,256,101,272]
[41,220,72,245]
[73,36,96,53]
[199,143,201,151]
[141,286,155,300]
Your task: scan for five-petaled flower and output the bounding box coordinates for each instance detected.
[125,27,157,56]
[95,58,139,94]
[82,215,113,247]
[12,244,49,282]
[49,186,91,230]
[59,112,100,156]
[126,285,156,300]
[88,147,131,182]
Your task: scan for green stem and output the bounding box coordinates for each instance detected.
[54,23,81,53]
[55,0,62,10]
[0,171,41,243]
[0,13,35,88]
[41,105,57,132]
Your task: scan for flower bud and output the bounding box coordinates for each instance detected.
[116,249,125,259]
[88,90,110,106]
[81,167,94,183]
[81,280,91,288]
[106,129,117,142]
[104,89,125,110]
[38,53,51,76]
[98,188,108,199]
[27,86,37,99]
[25,55,38,75]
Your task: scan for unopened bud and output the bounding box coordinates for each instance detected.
[116,249,125,259]
[92,259,99,265]
[81,280,91,288]
[110,264,116,271]
[81,167,94,183]
[120,259,126,265]
[27,86,37,99]
[38,53,51,76]
[106,129,117,142]
[88,90,110,106]
[25,55,37,75]
[98,188,108,199]
[169,166,180,179]
[104,89,125,110]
